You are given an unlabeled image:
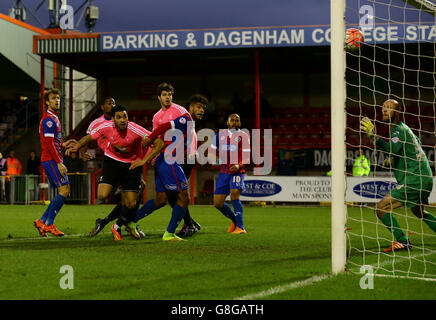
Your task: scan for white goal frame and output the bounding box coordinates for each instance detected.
[330,0,436,275]
[330,0,347,274]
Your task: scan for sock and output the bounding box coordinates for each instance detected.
[102,203,122,225]
[167,191,178,208]
[183,209,193,226]
[167,204,187,233]
[232,199,244,229]
[134,199,157,223]
[217,202,236,222]
[381,212,408,243]
[40,200,56,223]
[45,194,66,226]
[423,212,436,233]
[168,191,193,226]
[116,205,134,227]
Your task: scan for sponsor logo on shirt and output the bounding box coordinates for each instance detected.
[46,121,53,128]
[391,137,400,143]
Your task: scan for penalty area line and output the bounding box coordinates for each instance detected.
[234,251,436,300]
[233,274,333,300]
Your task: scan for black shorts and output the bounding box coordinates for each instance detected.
[99,156,142,192]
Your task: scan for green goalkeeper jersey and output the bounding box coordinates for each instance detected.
[376,121,432,187]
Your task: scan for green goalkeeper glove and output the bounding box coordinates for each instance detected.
[360,117,375,138]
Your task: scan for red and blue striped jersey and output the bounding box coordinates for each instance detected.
[211,129,250,174]
[39,110,63,164]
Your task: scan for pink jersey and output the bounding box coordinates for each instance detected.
[152,103,197,156]
[152,103,188,130]
[86,115,112,151]
[90,121,151,163]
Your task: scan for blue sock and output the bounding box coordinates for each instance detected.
[46,194,66,226]
[232,199,244,229]
[167,204,187,233]
[40,200,55,223]
[134,199,157,223]
[217,202,236,222]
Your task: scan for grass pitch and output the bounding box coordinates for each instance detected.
[0,204,435,300]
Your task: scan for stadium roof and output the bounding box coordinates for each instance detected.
[0,12,54,87]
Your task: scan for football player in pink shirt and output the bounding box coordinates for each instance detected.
[81,97,144,238]
[67,105,151,241]
[85,97,116,153]
[136,83,203,237]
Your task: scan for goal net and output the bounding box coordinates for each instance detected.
[343,0,436,280]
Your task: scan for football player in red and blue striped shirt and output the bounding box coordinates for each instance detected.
[211,114,251,234]
[34,88,76,237]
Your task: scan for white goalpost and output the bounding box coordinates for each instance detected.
[331,0,347,274]
[331,0,436,279]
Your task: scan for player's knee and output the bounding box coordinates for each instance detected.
[97,192,108,202]
[177,191,189,208]
[214,198,224,209]
[230,190,240,201]
[155,193,167,207]
[375,203,388,219]
[125,200,136,209]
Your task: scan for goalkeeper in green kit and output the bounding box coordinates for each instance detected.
[360,99,436,252]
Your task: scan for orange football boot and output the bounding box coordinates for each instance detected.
[111,224,123,241]
[227,221,237,233]
[231,227,247,234]
[45,224,65,237]
[34,219,47,237]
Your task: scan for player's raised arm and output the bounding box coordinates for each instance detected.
[360,117,377,144]
[65,134,95,156]
[62,139,77,149]
[143,121,173,148]
[376,129,405,156]
[130,137,165,170]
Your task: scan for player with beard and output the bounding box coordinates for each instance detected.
[67,105,151,241]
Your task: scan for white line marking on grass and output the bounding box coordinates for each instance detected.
[234,274,333,300]
[234,251,436,300]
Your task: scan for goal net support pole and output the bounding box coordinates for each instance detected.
[330,0,347,274]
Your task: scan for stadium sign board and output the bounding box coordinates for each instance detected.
[235,176,436,203]
[100,23,436,52]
